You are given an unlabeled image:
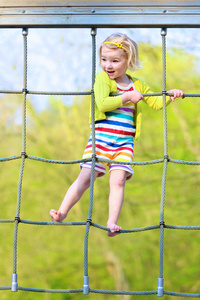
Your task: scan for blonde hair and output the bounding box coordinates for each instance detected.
[100,33,141,71]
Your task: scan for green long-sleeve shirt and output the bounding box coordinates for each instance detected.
[90,71,171,139]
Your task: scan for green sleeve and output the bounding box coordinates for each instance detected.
[133,78,172,110]
[94,71,123,113]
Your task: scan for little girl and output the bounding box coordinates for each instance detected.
[50,33,184,237]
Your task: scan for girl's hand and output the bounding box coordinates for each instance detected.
[122,90,144,104]
[168,89,184,101]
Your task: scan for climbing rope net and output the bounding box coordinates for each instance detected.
[0,27,200,298]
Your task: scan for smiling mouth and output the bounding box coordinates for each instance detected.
[106,70,115,75]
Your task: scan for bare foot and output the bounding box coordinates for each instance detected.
[49,209,66,222]
[107,223,122,237]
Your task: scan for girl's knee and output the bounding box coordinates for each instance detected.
[79,172,91,188]
[115,177,126,188]
[78,168,99,189]
[109,171,127,187]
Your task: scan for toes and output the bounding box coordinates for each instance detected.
[107,223,122,237]
[107,231,121,237]
[49,210,61,222]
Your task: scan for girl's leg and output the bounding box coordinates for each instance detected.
[107,169,128,237]
[50,167,99,222]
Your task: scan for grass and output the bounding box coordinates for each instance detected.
[0,90,200,299]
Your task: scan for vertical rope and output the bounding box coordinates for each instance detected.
[88,27,97,220]
[22,28,28,154]
[11,28,28,292]
[157,28,168,297]
[83,28,97,295]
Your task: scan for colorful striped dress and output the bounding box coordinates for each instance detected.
[81,81,135,180]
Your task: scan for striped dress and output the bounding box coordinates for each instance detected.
[81,81,135,180]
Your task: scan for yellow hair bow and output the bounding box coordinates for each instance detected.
[104,41,126,51]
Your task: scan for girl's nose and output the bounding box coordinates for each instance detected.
[106,61,112,69]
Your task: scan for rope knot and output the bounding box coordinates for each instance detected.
[21,152,28,158]
[15,216,21,223]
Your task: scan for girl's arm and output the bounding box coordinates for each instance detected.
[94,72,144,111]
[94,72,123,112]
[136,79,184,110]
[122,90,143,104]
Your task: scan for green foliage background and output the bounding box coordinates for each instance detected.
[0,43,200,300]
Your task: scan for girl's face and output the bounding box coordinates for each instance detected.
[101,45,128,83]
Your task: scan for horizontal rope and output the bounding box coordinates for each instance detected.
[28,91,92,96]
[110,92,200,97]
[2,285,200,297]
[28,155,165,165]
[164,291,200,297]
[92,222,160,233]
[169,158,200,165]
[90,289,157,295]
[3,218,200,234]
[28,155,200,166]
[18,286,83,293]
[1,155,199,167]
[0,287,11,291]
[0,91,22,94]
[0,90,91,96]
[0,89,200,97]
[0,155,21,162]
[20,219,86,226]
[96,157,164,166]
[27,155,91,164]
[165,225,200,230]
[4,219,200,232]
[0,219,15,223]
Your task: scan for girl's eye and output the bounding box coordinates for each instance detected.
[113,60,119,63]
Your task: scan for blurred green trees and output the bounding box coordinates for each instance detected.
[0,43,200,300]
